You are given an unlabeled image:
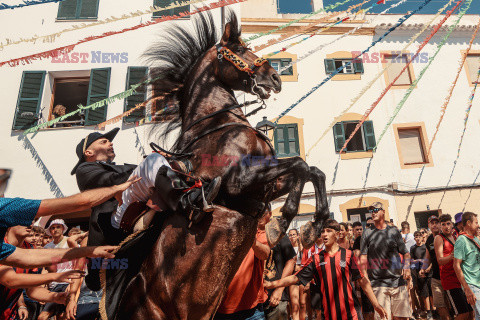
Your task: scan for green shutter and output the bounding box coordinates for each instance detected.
[333,122,346,152]
[153,0,190,18]
[324,59,336,74]
[78,0,99,19]
[363,120,376,151]
[12,71,46,130]
[354,59,364,74]
[280,58,293,75]
[85,68,111,126]
[124,67,148,123]
[274,124,300,158]
[57,0,78,19]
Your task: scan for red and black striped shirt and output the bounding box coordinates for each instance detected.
[296,247,363,320]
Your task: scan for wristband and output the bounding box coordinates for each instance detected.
[18,306,27,310]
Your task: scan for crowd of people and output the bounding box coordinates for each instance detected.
[2,128,480,320]
[215,202,480,320]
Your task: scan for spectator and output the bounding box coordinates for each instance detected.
[300,235,324,320]
[338,223,350,249]
[38,219,76,320]
[454,213,464,237]
[347,222,354,248]
[410,231,433,320]
[42,234,53,247]
[401,221,415,252]
[65,235,102,320]
[30,226,45,248]
[0,175,139,268]
[265,219,387,320]
[0,226,83,320]
[264,231,296,320]
[434,214,473,320]
[214,206,272,320]
[287,229,302,320]
[454,212,480,320]
[421,215,449,320]
[360,202,412,320]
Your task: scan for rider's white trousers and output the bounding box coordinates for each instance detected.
[111,153,171,229]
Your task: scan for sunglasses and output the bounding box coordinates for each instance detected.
[368,208,381,213]
[366,223,373,227]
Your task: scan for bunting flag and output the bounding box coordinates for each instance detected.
[306,0,454,157]
[0,0,64,10]
[274,0,433,125]
[425,17,480,158]
[243,0,354,43]
[373,0,474,150]
[339,0,464,154]
[96,88,181,129]
[277,0,410,74]
[265,0,389,59]
[0,0,211,50]
[252,0,369,52]
[0,0,247,67]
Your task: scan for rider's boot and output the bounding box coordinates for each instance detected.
[154,166,221,223]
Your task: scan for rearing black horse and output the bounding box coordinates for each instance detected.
[113,12,329,320]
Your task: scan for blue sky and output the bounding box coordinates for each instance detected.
[278,0,480,15]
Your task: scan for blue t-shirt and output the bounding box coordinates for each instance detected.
[0,197,41,260]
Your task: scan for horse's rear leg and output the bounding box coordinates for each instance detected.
[300,166,330,249]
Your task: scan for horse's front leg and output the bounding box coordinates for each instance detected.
[223,156,311,247]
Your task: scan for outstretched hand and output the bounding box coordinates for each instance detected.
[55,270,85,284]
[114,175,141,205]
[87,245,118,259]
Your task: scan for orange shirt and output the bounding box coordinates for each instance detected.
[217,230,268,314]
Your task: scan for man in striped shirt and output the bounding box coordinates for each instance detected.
[265,219,387,320]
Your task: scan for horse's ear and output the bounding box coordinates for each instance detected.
[220,23,232,46]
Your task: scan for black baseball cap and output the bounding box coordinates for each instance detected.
[71,128,120,175]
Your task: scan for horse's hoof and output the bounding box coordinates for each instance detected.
[265,217,285,248]
[300,221,316,250]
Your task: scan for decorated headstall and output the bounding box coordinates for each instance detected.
[216,44,267,77]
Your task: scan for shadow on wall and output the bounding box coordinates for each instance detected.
[405,165,426,221]
[19,135,64,198]
[462,168,480,212]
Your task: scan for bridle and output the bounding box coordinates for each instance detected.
[216,44,268,97]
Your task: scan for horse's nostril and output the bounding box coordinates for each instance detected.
[272,73,281,85]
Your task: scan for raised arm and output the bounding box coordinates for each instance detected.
[1,245,116,269]
[36,176,140,218]
[0,265,84,289]
[264,274,300,289]
[26,286,67,304]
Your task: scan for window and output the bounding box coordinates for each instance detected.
[50,77,89,127]
[12,71,46,130]
[465,53,480,84]
[153,0,190,18]
[383,53,414,86]
[397,128,427,165]
[332,121,375,153]
[274,123,300,158]
[57,0,99,20]
[324,58,364,75]
[267,58,293,76]
[124,67,148,123]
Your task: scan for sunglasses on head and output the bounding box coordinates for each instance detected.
[368,208,381,213]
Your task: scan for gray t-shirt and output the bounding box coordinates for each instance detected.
[360,225,408,288]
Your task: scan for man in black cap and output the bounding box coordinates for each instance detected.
[72,128,221,289]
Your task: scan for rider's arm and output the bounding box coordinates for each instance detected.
[76,162,134,189]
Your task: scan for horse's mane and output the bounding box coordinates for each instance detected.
[143,10,242,147]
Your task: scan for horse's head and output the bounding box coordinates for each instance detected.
[212,22,282,99]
